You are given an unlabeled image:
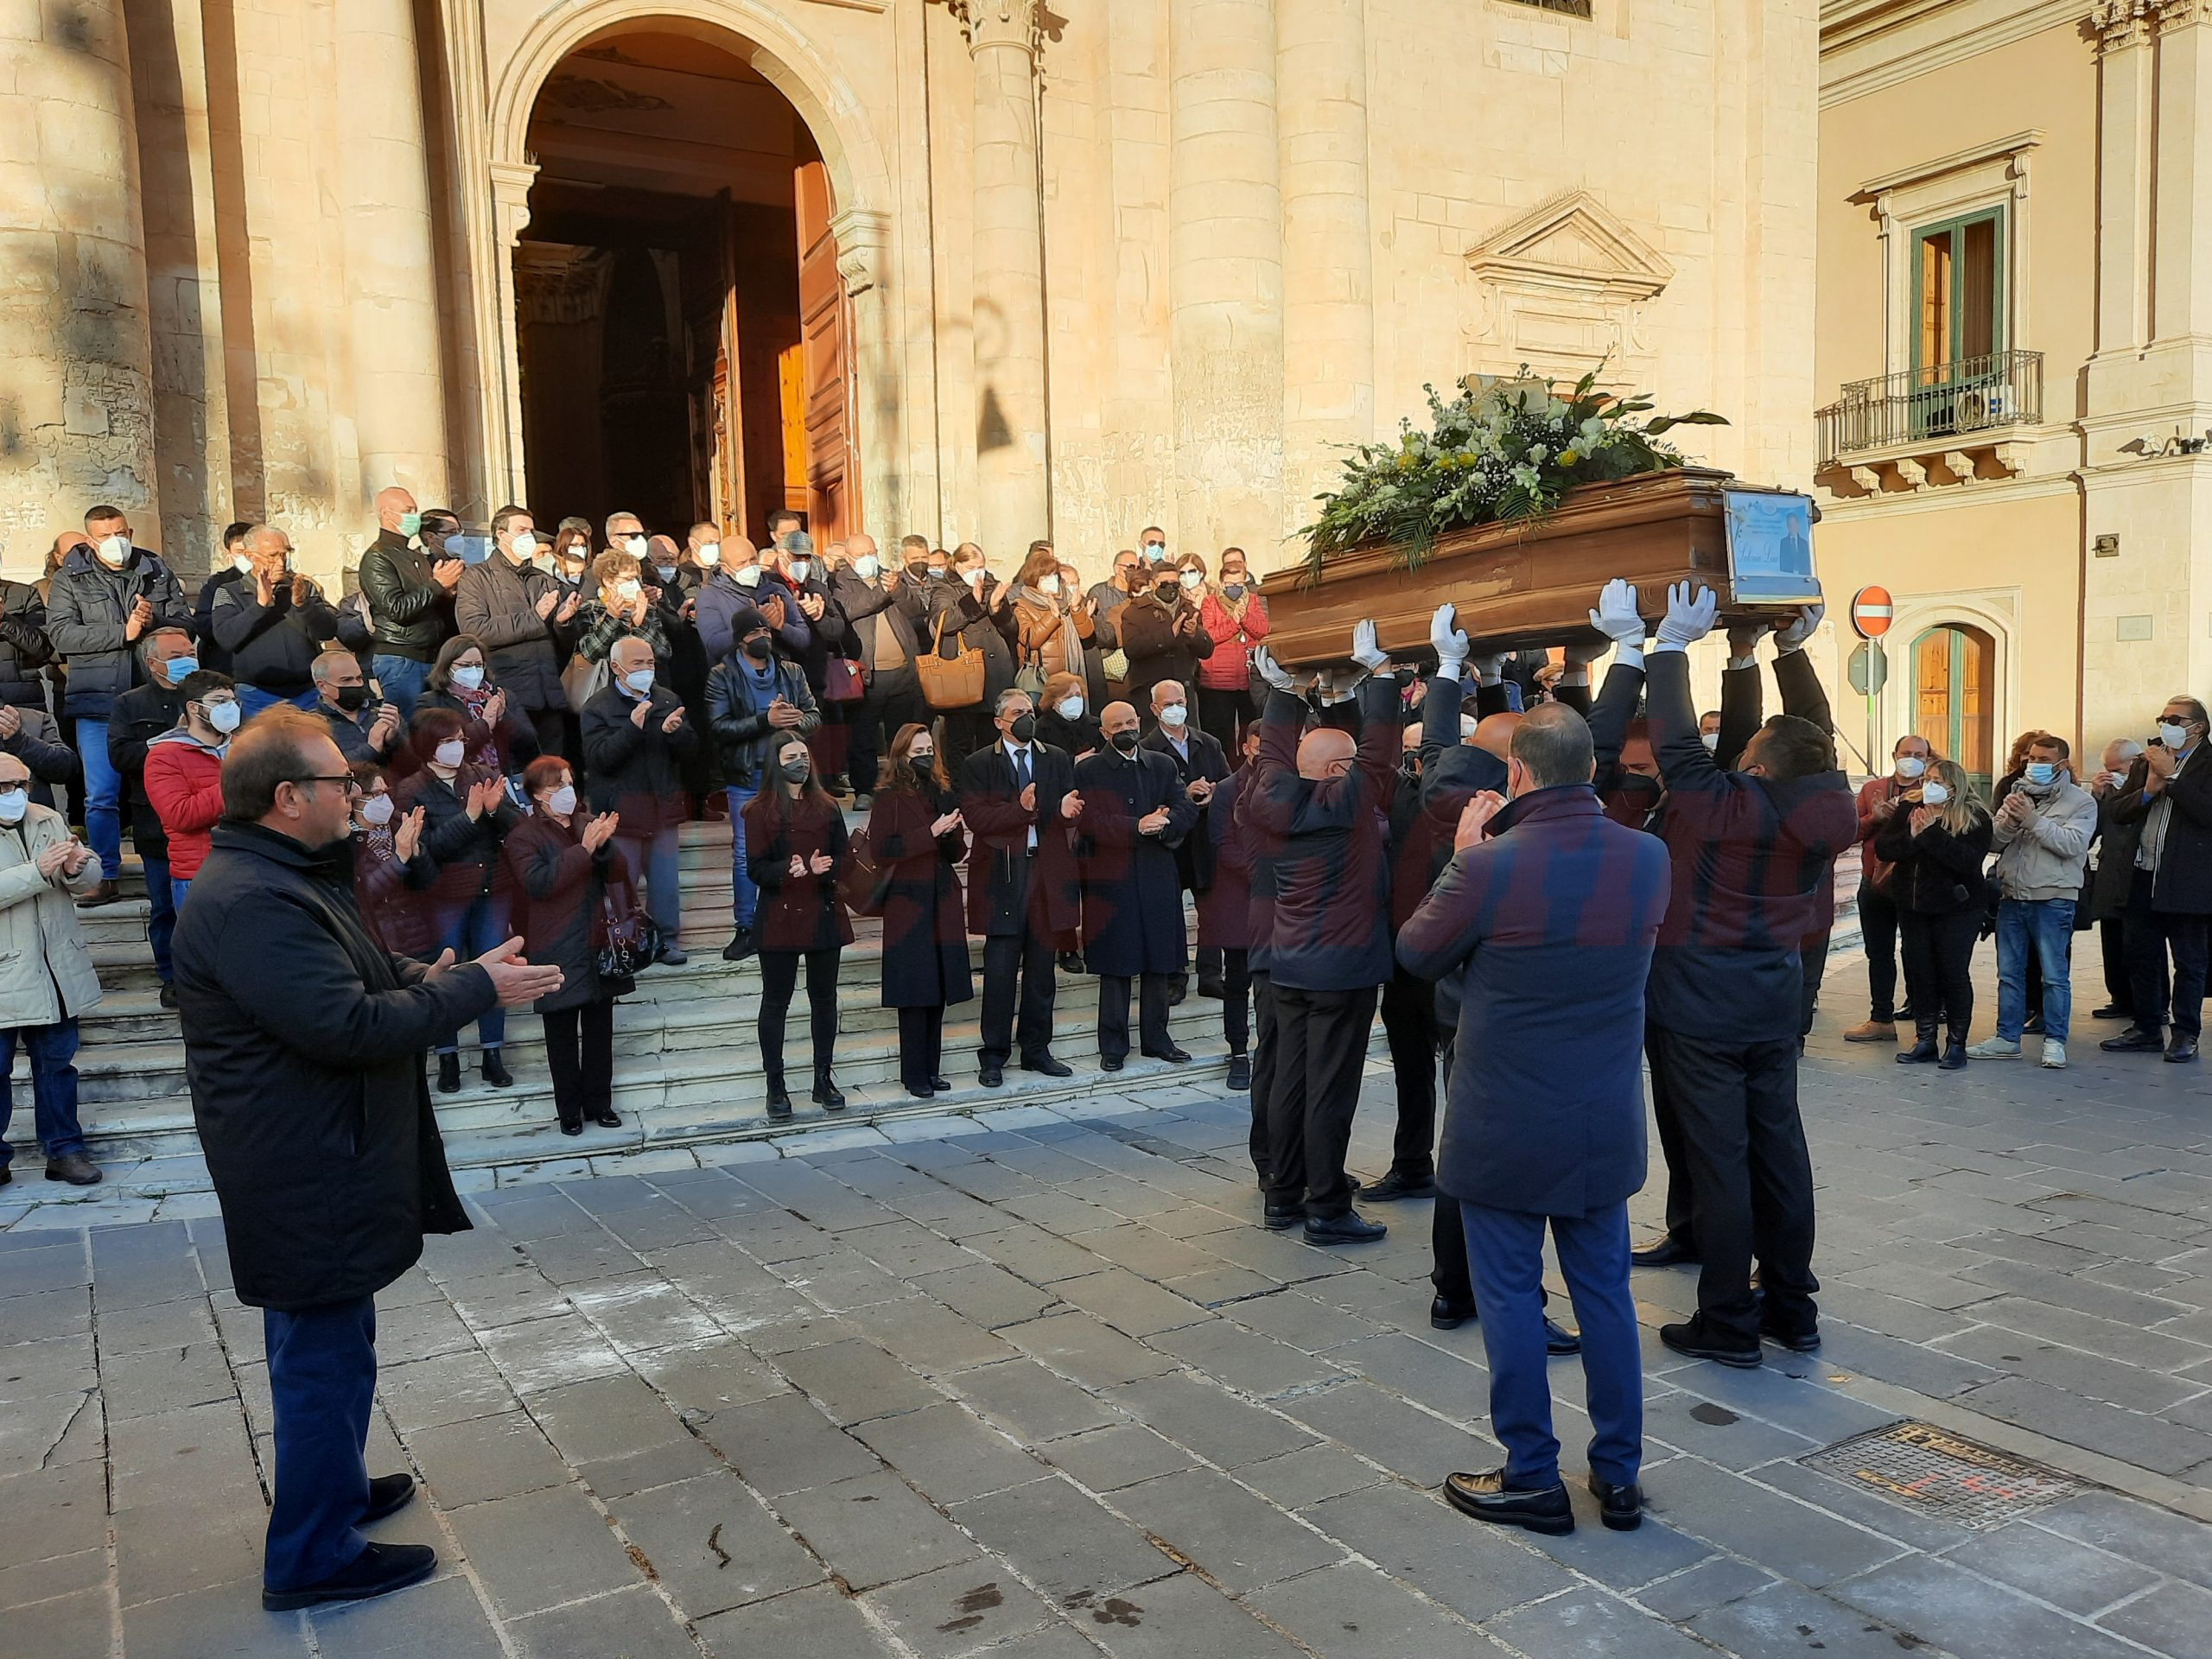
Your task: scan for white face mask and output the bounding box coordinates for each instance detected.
[1895,753,1927,779]
[0,789,25,824]
[614,578,641,602]
[231,552,255,575]
[1142,543,1166,563]
[735,564,762,588]
[789,559,811,584]
[656,564,677,582]
[696,543,721,568]
[509,531,537,559]
[1179,570,1204,592]
[204,700,240,735]
[451,664,485,691]
[1039,574,1061,597]
[623,667,655,695]
[1920,780,1950,806]
[1057,695,1085,721]
[96,534,130,567]
[547,784,577,817]
[2158,721,2192,750]
[963,567,985,587]
[533,551,556,573]
[434,738,467,769]
[359,793,394,828]
[854,555,880,580]
[1160,703,1188,728]
[1700,732,1720,753]
[623,535,648,557]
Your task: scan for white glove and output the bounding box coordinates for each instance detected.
[1251,647,1296,693]
[1429,604,1470,675]
[1351,619,1389,673]
[1653,582,1718,652]
[1774,600,1825,654]
[1587,579,1644,645]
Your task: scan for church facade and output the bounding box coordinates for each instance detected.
[4,0,1818,583]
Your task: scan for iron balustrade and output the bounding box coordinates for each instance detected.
[1815,348,2042,463]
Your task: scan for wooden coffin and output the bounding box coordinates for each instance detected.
[1258,467,1821,667]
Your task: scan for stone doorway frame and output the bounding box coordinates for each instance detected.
[480,0,899,526]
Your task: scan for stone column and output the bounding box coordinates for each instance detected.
[487,160,537,508]
[0,0,158,556]
[832,206,900,537]
[337,0,449,505]
[2094,0,2155,352]
[967,0,1052,558]
[1277,0,1372,541]
[2154,0,2212,338]
[1171,0,1284,557]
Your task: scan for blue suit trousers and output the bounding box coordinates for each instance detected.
[263,1295,377,1592]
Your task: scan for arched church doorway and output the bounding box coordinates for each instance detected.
[514,26,858,546]
[1912,621,1996,792]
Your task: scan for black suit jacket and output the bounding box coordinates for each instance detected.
[1141,723,1230,893]
[957,739,1080,938]
[2112,746,2212,914]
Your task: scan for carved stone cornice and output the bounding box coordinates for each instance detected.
[933,0,1065,56]
[830,207,890,297]
[2094,0,2154,50]
[2153,0,2212,29]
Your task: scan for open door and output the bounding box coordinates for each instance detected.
[795,161,858,545]
[708,194,746,535]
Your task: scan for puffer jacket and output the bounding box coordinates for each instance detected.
[45,544,193,718]
[0,802,104,1027]
[1872,809,1994,915]
[1988,777,2096,902]
[0,579,52,709]
[143,728,229,880]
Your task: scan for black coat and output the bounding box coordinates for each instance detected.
[454,553,572,711]
[0,579,51,709]
[357,529,455,663]
[926,582,1017,706]
[2088,780,2145,921]
[503,811,636,1013]
[1037,707,1101,760]
[580,683,698,836]
[2110,747,2212,914]
[109,682,186,860]
[210,575,368,695]
[706,655,819,790]
[416,684,540,778]
[1074,747,1196,977]
[869,781,972,1007]
[193,570,243,674]
[396,764,522,905]
[1197,763,1255,950]
[1114,594,1215,703]
[1873,810,1994,914]
[319,700,402,768]
[175,822,495,1310]
[1141,723,1230,894]
[957,738,1081,938]
[45,545,193,718]
[742,790,854,954]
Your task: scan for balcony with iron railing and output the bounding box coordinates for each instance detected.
[1815,348,2044,467]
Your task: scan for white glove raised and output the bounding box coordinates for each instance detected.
[1587,579,1644,645]
[1250,646,1296,693]
[1429,603,1470,671]
[1653,582,1719,652]
[1774,599,1826,653]
[1351,619,1389,674]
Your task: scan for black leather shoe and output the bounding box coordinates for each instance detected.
[480,1051,514,1089]
[1021,1053,1073,1078]
[2103,1027,2166,1052]
[1896,1034,1938,1064]
[559,1120,584,1137]
[2090,1002,2130,1020]
[159,981,178,1010]
[436,1052,461,1094]
[766,1086,792,1120]
[1226,1053,1250,1090]
[1141,1045,1192,1065]
[0,1166,13,1186]
[361,1472,415,1524]
[1630,1234,1699,1268]
[261,1541,436,1611]
[1058,950,1088,976]
[1101,1054,1125,1072]
[1544,1318,1581,1357]
[2167,1035,2199,1063]
[1442,1469,1574,1536]
[590,1108,621,1128]
[1936,1040,1967,1071]
[654,943,689,967]
[1197,975,1227,1000]
[1760,1321,1821,1353]
[1587,1476,1643,1531]
[1360,1169,1438,1203]
[1430,1295,1476,1330]
[1262,1205,1303,1231]
[928,1076,950,1092]
[979,1064,1004,1088]
[1168,976,1188,1007]
[721,927,757,963]
[812,1074,846,1110]
[1304,1211,1387,1245]
[1660,1320,1762,1369]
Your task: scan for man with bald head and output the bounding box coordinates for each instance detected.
[359,485,462,722]
[1247,623,1405,1245]
[581,635,696,965]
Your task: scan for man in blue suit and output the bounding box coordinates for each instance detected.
[1398,702,1671,1535]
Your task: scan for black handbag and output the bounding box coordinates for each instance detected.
[594,880,662,978]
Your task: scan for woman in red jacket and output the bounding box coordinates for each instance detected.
[1195,548,1268,745]
[142,670,240,911]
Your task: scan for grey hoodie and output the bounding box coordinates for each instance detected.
[1989,774,2096,901]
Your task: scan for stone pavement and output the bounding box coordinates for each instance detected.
[6,948,2212,1658]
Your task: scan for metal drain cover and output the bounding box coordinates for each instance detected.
[1801,1421,2080,1530]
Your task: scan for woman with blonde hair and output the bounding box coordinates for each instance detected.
[1873,756,1993,1070]
[999,539,1097,691]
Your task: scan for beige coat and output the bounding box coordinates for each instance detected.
[0,802,104,1028]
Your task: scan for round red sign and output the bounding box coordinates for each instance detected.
[1852,585,1894,639]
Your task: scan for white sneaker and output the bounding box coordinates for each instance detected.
[2040,1038,2067,1069]
[1966,1037,2021,1059]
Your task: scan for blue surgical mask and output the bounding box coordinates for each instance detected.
[623,667,656,695]
[165,656,198,683]
[2024,761,2058,786]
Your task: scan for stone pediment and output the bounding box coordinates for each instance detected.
[1465,191,1675,301]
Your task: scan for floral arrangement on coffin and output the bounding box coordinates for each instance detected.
[1300,367,1729,581]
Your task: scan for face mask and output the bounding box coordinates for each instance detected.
[656,565,677,584]
[163,656,198,684]
[0,789,27,824]
[1400,752,1421,779]
[334,684,368,712]
[397,512,422,539]
[509,531,537,559]
[1110,728,1141,754]
[623,535,648,557]
[1920,780,1950,806]
[696,543,721,568]
[451,664,485,691]
[204,700,241,735]
[743,635,773,662]
[622,667,655,695]
[2024,761,2059,786]
[1039,574,1060,597]
[909,747,934,768]
[534,552,556,574]
[1459,715,1478,740]
[931,566,950,582]
[547,785,577,817]
[1160,703,1188,728]
[433,738,467,769]
[614,578,641,602]
[1154,582,1179,602]
[1007,713,1037,744]
[854,555,880,580]
[735,564,762,588]
[1896,753,1927,779]
[779,754,811,784]
[1223,583,1244,600]
[231,552,255,575]
[359,793,394,828]
[789,560,811,584]
[1057,695,1084,721]
[1142,543,1166,563]
[1179,570,1203,593]
[963,567,985,587]
[2158,721,2191,750]
[1700,732,1719,753]
[95,534,130,567]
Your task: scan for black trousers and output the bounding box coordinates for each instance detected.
[1857,882,1902,1022]
[981,906,1058,1067]
[528,705,574,764]
[2100,914,2133,1016]
[1248,969,1276,1178]
[1098,973,1173,1060]
[760,947,841,1087]
[943,709,995,784]
[2123,868,2210,1038]
[1798,931,1829,1040]
[1378,963,1438,1179]
[1648,1027,1818,1347]
[856,683,927,796]
[1266,983,1379,1219]
[897,1005,944,1093]
[1899,908,1980,1039]
[1219,946,1251,1054]
[1196,685,1255,747]
[542,999,614,1129]
[1644,1020,1694,1248]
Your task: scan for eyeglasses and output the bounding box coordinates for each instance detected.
[292,773,363,794]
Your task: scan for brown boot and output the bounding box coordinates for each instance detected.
[44,1153,101,1185]
[1842,1019,1896,1043]
[75,878,120,908]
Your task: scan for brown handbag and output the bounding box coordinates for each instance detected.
[917,609,985,710]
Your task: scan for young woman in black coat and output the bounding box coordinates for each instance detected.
[503,756,633,1135]
[395,706,525,1092]
[1873,756,1994,1071]
[741,734,854,1118]
[868,722,974,1097]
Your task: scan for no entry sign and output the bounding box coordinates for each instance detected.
[1851,585,1894,639]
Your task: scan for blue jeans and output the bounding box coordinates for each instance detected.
[171,874,191,914]
[1997,897,2075,1045]
[433,887,508,1052]
[1461,1198,1642,1491]
[143,854,175,982]
[74,717,120,879]
[263,1295,376,1592]
[237,684,320,720]
[371,654,429,723]
[615,823,683,938]
[0,1020,86,1165]
[726,785,758,930]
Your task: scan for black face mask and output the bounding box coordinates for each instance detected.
[1399,751,1420,779]
[1154,582,1179,602]
[779,755,811,784]
[1007,713,1037,744]
[742,636,773,663]
[1110,728,1140,754]
[334,684,369,713]
[906,563,929,583]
